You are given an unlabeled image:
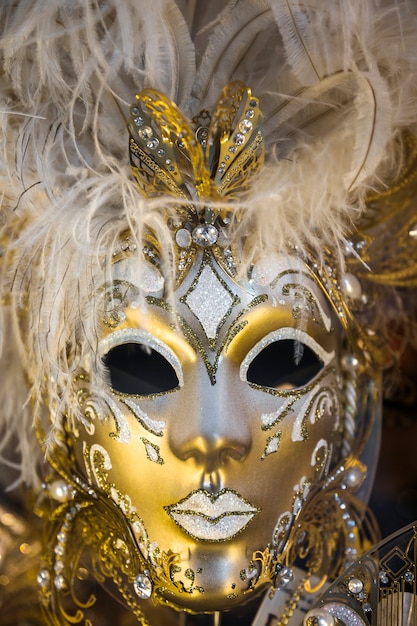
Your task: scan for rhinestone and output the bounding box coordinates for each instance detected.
[277,566,293,586]
[250,99,257,107]
[138,126,153,140]
[363,603,371,612]
[246,109,255,118]
[131,107,140,116]
[134,573,153,599]
[379,571,389,584]
[233,133,245,146]
[157,148,165,157]
[348,577,363,594]
[404,571,414,582]
[54,561,64,574]
[229,146,237,153]
[37,568,50,588]
[169,166,175,172]
[165,158,172,165]
[175,228,191,249]
[134,116,144,127]
[192,224,218,247]
[54,544,65,557]
[146,137,159,149]
[54,574,67,591]
[239,119,253,133]
[57,531,66,544]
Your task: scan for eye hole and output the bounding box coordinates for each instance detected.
[246,339,324,390]
[103,343,179,395]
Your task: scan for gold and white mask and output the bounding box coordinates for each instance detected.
[69,248,344,611]
[41,84,371,617]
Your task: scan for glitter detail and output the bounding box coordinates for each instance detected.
[324,602,367,626]
[165,489,259,542]
[141,437,164,464]
[120,398,166,436]
[182,262,236,346]
[261,398,296,430]
[262,433,282,459]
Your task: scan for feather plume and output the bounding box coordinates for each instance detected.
[0,0,417,487]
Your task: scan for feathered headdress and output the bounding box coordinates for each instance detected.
[0,0,416,488]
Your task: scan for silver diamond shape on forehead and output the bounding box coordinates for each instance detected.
[181,257,239,349]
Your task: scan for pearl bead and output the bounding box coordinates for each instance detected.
[344,466,365,491]
[341,273,362,300]
[341,354,360,372]
[304,608,335,626]
[49,479,71,503]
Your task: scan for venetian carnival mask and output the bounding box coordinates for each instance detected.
[34,83,379,621]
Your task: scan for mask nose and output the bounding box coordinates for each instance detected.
[168,367,252,478]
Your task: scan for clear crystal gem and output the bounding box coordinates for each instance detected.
[404,571,414,582]
[54,574,67,591]
[138,126,153,140]
[250,99,257,107]
[379,571,389,584]
[54,544,64,556]
[277,566,293,586]
[239,119,253,133]
[229,146,237,153]
[134,116,144,127]
[347,577,363,594]
[37,568,50,588]
[233,133,245,146]
[134,573,153,599]
[192,224,218,247]
[157,148,165,157]
[246,109,255,118]
[131,107,140,116]
[146,137,159,150]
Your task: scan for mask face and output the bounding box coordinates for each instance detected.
[69,251,344,612]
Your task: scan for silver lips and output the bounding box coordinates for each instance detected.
[164,489,259,542]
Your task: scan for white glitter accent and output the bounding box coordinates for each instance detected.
[261,399,293,428]
[169,511,254,541]
[240,327,335,382]
[143,440,162,463]
[264,434,281,457]
[100,328,183,387]
[185,265,233,340]
[104,394,131,443]
[291,385,317,442]
[90,444,112,488]
[122,398,166,435]
[165,490,259,541]
[311,438,329,466]
[139,263,164,294]
[324,602,367,626]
